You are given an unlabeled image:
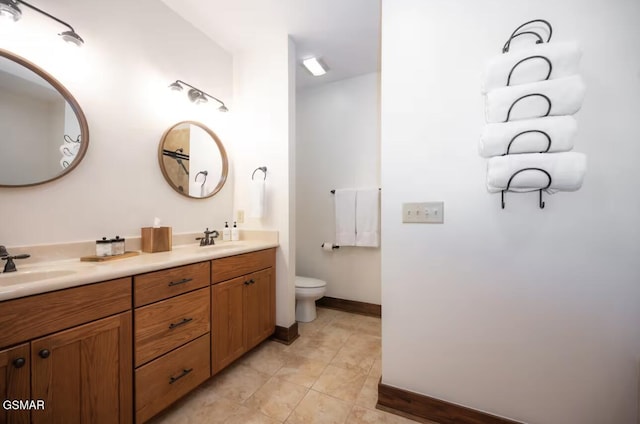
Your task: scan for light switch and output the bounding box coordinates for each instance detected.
[402,202,444,223]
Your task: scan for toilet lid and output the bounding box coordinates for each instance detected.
[295,276,326,288]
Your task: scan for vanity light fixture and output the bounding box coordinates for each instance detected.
[0,0,84,46]
[169,80,228,112]
[302,57,329,76]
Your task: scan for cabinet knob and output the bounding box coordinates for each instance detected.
[39,349,50,359]
[249,279,255,284]
[244,280,249,285]
[13,357,25,368]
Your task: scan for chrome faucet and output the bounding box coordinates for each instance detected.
[196,228,219,246]
[0,246,30,273]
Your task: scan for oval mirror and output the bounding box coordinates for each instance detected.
[158,121,228,199]
[0,49,89,187]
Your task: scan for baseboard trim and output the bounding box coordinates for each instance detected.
[271,322,299,345]
[316,296,381,317]
[377,379,523,424]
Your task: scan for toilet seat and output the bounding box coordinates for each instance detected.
[295,276,326,289]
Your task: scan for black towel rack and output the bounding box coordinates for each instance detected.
[321,243,340,249]
[504,130,552,155]
[501,167,552,209]
[330,188,381,194]
[502,19,552,53]
[252,166,267,180]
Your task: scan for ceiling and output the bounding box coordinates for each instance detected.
[160,0,381,89]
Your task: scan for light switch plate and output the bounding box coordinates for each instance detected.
[402,202,444,223]
[237,210,245,224]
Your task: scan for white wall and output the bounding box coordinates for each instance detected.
[381,1,640,423]
[0,0,233,246]
[296,73,381,304]
[230,35,297,328]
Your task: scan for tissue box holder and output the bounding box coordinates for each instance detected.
[141,227,172,253]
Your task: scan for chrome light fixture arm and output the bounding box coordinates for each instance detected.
[2,0,84,45]
[170,79,228,112]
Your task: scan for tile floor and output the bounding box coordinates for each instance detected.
[149,307,420,424]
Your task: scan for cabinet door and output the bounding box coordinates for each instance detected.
[244,268,275,350]
[0,343,30,424]
[31,312,133,424]
[211,276,245,374]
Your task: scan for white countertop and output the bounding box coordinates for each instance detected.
[0,240,278,302]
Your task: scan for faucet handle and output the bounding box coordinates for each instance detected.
[2,254,30,273]
[0,246,8,257]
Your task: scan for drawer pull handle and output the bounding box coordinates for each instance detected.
[169,317,193,330]
[13,357,26,368]
[168,278,193,287]
[169,368,193,384]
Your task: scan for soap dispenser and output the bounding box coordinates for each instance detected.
[223,222,231,241]
[231,222,239,241]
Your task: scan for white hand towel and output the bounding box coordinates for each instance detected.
[482,42,582,93]
[335,189,357,246]
[249,179,265,218]
[479,116,577,157]
[487,152,587,193]
[356,188,380,247]
[484,75,586,123]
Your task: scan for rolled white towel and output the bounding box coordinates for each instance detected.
[482,41,582,93]
[484,75,586,123]
[487,152,586,193]
[479,116,577,157]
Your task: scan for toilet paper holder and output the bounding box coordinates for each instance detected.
[321,243,340,250]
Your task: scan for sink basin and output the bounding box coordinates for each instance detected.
[0,269,76,286]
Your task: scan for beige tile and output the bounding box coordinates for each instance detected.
[207,364,271,403]
[243,341,290,375]
[312,364,368,403]
[244,376,309,421]
[317,322,354,345]
[346,405,420,424]
[284,336,340,363]
[275,354,329,388]
[331,334,381,374]
[224,406,283,424]
[185,397,244,424]
[298,319,327,336]
[355,376,380,409]
[357,319,382,338]
[285,390,352,424]
[369,358,382,379]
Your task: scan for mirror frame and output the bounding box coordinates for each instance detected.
[0,48,90,188]
[157,121,229,199]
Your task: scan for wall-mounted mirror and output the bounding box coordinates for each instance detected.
[158,121,228,199]
[0,49,89,187]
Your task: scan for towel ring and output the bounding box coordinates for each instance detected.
[252,166,267,180]
[505,93,552,122]
[501,167,552,209]
[505,130,552,155]
[502,19,553,53]
[195,170,208,187]
[507,55,553,86]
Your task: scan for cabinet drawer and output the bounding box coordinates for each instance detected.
[135,333,210,423]
[134,261,210,307]
[0,277,132,349]
[212,248,275,283]
[135,287,210,367]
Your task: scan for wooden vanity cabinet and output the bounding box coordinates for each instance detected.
[211,249,275,375]
[133,261,211,424]
[0,343,30,424]
[0,277,133,424]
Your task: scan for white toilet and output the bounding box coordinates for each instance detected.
[295,276,327,322]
